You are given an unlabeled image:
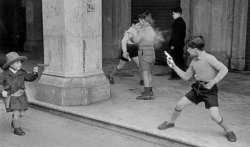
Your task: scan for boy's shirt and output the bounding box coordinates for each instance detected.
[175,51,228,83]
[9,68,17,74]
[124,27,137,45]
[133,24,155,50]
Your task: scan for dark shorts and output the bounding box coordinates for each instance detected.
[185,81,218,109]
[138,50,155,71]
[120,44,138,62]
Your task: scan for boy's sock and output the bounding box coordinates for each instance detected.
[169,107,182,123]
[144,87,151,94]
[218,118,231,133]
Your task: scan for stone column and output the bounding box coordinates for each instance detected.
[23,0,43,59]
[36,0,110,106]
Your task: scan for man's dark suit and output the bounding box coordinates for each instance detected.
[169,17,186,78]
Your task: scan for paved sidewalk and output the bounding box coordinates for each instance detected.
[6,59,250,147]
[0,104,164,147]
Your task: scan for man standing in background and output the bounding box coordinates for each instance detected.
[168,7,186,80]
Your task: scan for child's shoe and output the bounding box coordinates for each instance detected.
[136,92,154,100]
[157,121,175,130]
[141,91,154,96]
[226,131,236,142]
[6,108,11,112]
[107,75,114,84]
[14,128,25,136]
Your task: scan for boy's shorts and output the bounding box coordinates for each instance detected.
[120,44,138,62]
[138,50,155,71]
[185,81,218,109]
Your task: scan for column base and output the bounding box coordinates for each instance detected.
[36,72,110,106]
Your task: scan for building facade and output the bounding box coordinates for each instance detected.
[0,0,249,71]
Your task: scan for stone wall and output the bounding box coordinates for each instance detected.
[181,0,248,70]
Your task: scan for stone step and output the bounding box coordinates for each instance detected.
[29,102,197,147]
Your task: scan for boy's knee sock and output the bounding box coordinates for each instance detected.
[218,118,223,124]
[169,107,182,123]
[144,87,151,93]
[175,107,182,112]
[217,118,231,133]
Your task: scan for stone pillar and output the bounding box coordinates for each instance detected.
[36,0,110,106]
[23,0,43,59]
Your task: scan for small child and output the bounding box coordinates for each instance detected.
[157,36,237,142]
[0,52,38,136]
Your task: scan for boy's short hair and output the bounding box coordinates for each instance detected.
[131,16,139,25]
[138,10,151,20]
[172,7,182,14]
[186,36,205,51]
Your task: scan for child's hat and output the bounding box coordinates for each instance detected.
[2,52,27,70]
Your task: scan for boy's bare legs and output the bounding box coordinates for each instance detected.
[12,110,25,135]
[169,96,193,123]
[13,110,20,128]
[209,107,236,142]
[136,70,153,100]
[148,69,152,87]
[108,60,126,84]
[158,96,193,129]
[142,71,150,87]
[209,107,230,132]
[132,57,143,84]
[158,100,236,142]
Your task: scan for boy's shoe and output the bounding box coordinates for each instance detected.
[139,80,144,85]
[141,91,154,96]
[136,95,154,100]
[136,92,154,100]
[107,75,114,84]
[157,121,175,130]
[14,128,25,136]
[6,108,11,112]
[226,131,237,142]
